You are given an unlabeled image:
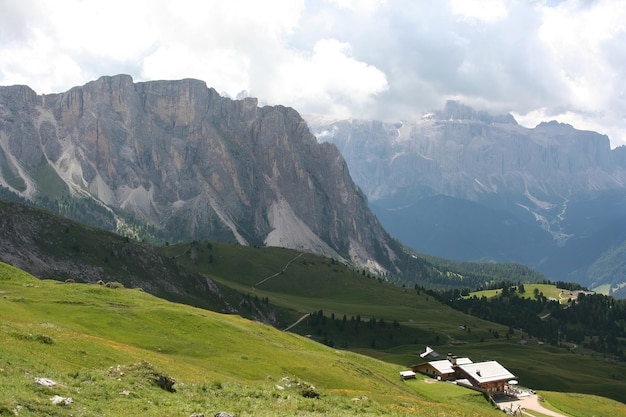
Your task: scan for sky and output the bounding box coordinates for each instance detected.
[1,0,625,147]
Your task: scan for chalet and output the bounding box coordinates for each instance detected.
[456,361,516,394]
[411,353,472,380]
[411,350,516,395]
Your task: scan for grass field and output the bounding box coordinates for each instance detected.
[2,198,625,414]
[2,261,625,416]
[593,283,612,296]
[468,283,575,304]
[162,243,515,345]
[1,262,512,417]
[0,230,626,417]
[537,391,626,417]
[158,242,626,407]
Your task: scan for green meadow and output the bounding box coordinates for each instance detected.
[1,262,513,417]
[469,283,576,304]
[1,257,625,416]
[1,222,625,416]
[160,242,626,407]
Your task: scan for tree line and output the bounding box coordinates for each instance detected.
[391,250,547,291]
[432,284,626,360]
[303,309,427,350]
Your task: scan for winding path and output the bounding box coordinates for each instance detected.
[284,313,311,331]
[252,252,310,332]
[253,252,304,288]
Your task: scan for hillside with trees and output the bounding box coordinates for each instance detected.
[438,283,626,360]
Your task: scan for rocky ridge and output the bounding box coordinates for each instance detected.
[0,75,399,273]
[309,101,626,294]
[312,101,624,209]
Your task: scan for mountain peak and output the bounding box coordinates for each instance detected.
[535,120,576,130]
[0,84,38,107]
[0,76,401,274]
[434,100,518,125]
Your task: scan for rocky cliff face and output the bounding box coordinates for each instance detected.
[311,101,626,242]
[309,101,626,294]
[315,101,624,204]
[0,75,398,272]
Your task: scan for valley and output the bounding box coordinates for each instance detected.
[1,259,625,416]
[0,197,624,406]
[1,77,625,415]
[159,241,626,404]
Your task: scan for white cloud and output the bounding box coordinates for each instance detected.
[449,0,509,23]
[326,0,387,14]
[526,0,626,145]
[269,38,388,117]
[47,0,157,60]
[538,1,626,110]
[1,0,625,146]
[142,44,251,95]
[0,27,86,91]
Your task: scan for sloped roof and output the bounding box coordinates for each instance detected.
[420,346,439,358]
[429,357,473,374]
[457,361,515,384]
[400,370,416,378]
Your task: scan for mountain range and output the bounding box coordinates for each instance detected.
[3,76,626,297]
[0,75,402,275]
[308,101,626,298]
[1,76,626,413]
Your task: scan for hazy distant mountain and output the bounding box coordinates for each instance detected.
[0,75,402,274]
[309,101,626,296]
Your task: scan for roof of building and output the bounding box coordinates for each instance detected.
[420,346,440,358]
[428,357,473,374]
[457,361,515,384]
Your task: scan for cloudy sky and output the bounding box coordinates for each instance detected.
[1,0,625,146]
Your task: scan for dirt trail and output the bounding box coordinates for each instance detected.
[284,313,310,331]
[253,252,303,288]
[496,394,570,417]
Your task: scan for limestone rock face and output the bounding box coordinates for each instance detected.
[0,75,398,272]
[311,102,625,235]
[309,102,626,292]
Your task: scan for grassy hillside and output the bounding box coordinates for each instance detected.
[0,198,543,308]
[1,200,625,411]
[2,263,624,416]
[0,199,274,321]
[0,262,515,417]
[160,242,514,346]
[160,242,626,406]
